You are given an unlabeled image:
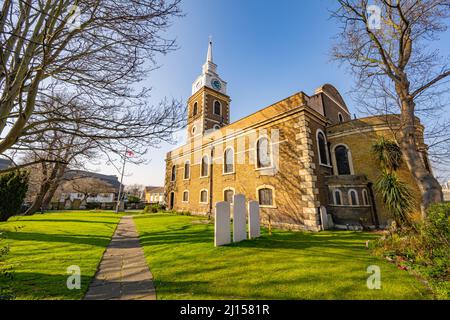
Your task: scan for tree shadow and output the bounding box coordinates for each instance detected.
[3,231,112,247]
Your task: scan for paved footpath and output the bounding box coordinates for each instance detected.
[84,216,156,300]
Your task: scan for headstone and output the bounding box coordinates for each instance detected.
[215,201,231,247]
[248,201,261,239]
[233,194,247,243]
[320,206,328,230]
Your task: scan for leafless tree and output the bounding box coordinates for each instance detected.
[125,184,144,198]
[60,176,116,205]
[0,0,182,154]
[331,0,450,215]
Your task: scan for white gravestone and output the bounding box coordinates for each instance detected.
[233,194,247,243]
[320,206,329,230]
[215,201,231,247]
[248,201,261,239]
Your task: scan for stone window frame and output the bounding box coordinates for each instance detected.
[213,124,221,131]
[213,100,222,116]
[199,189,209,204]
[331,143,355,176]
[223,147,235,175]
[362,189,370,206]
[255,135,274,170]
[183,160,190,180]
[256,185,277,208]
[348,189,359,206]
[182,190,189,203]
[316,129,331,167]
[223,187,235,204]
[333,189,343,206]
[170,165,176,182]
[200,154,210,178]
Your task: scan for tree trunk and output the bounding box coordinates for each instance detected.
[398,93,443,218]
[41,164,68,210]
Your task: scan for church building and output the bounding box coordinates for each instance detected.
[164,40,431,231]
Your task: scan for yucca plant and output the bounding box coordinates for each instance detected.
[375,171,415,227]
[372,137,403,173]
[372,137,415,227]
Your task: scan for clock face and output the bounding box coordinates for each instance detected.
[211,79,222,91]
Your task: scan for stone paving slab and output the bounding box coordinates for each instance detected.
[84,216,156,300]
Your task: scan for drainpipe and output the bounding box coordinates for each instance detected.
[367,182,380,228]
[208,145,215,219]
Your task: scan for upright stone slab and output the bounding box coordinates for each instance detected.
[215,201,231,247]
[248,201,261,239]
[233,194,247,243]
[320,206,329,230]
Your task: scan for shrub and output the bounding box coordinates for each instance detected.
[0,170,29,222]
[127,196,141,204]
[372,203,450,299]
[375,172,415,226]
[0,232,14,300]
[86,202,102,210]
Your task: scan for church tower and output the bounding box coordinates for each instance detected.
[187,39,231,140]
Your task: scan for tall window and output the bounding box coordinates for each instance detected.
[258,188,274,206]
[184,161,190,179]
[182,191,189,202]
[362,189,369,206]
[224,189,234,204]
[193,102,198,116]
[224,148,234,173]
[334,190,342,205]
[214,101,221,115]
[349,190,359,206]
[317,131,328,165]
[335,145,351,175]
[201,155,209,177]
[257,137,272,168]
[200,190,208,203]
[338,113,344,123]
[171,165,176,181]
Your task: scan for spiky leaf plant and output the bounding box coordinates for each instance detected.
[372,137,403,173]
[375,171,415,226]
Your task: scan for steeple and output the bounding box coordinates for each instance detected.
[192,37,227,95]
[202,37,217,75]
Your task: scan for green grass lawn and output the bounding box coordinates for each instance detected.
[0,211,121,300]
[134,213,433,300]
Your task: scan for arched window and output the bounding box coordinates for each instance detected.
[171,165,176,181]
[213,124,220,131]
[184,161,190,179]
[317,131,329,165]
[334,145,352,175]
[224,189,234,204]
[256,137,272,168]
[214,101,221,115]
[200,189,208,203]
[362,189,369,206]
[348,189,359,206]
[193,102,198,116]
[338,113,344,123]
[201,155,209,177]
[258,187,274,207]
[192,126,196,135]
[334,190,342,205]
[182,190,189,202]
[224,148,234,174]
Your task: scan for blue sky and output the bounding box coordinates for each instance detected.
[92,0,450,186]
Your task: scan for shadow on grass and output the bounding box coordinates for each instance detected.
[4,231,112,247]
[9,219,118,225]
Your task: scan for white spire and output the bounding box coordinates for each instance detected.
[207,36,213,63]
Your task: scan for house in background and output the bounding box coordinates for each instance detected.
[442,181,450,202]
[143,186,165,204]
[54,170,124,209]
